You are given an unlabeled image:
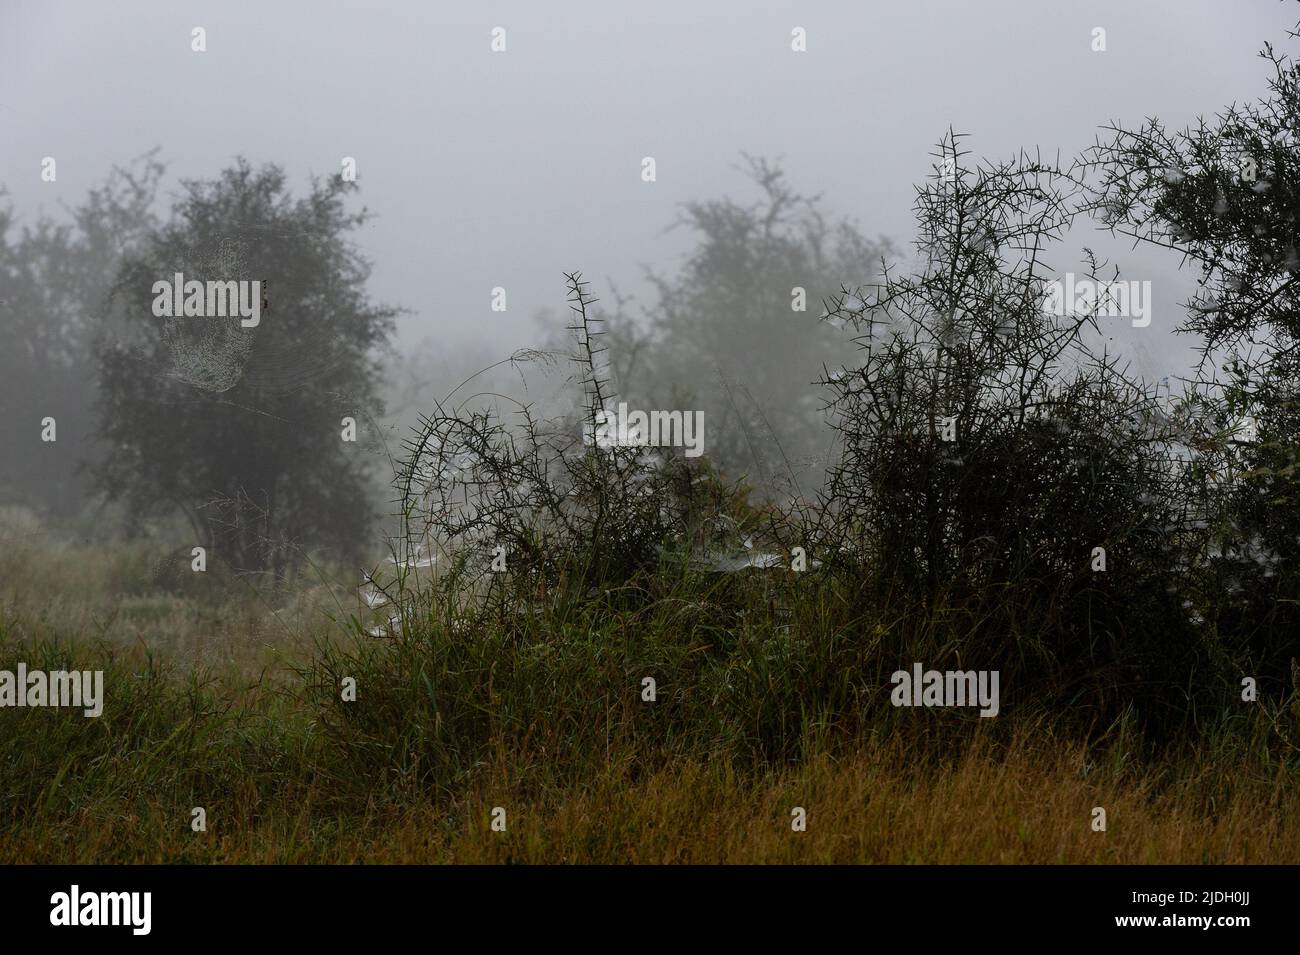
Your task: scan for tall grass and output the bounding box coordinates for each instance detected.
[2,537,1298,863]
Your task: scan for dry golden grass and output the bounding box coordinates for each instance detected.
[5,733,1296,864]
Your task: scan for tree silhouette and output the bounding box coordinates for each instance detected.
[93,160,398,577]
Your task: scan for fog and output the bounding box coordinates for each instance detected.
[3,0,1292,376]
[4,0,1298,540]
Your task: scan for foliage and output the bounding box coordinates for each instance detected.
[92,160,399,576]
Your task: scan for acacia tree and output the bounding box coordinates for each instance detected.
[606,155,891,498]
[1084,18,1300,690]
[94,160,398,577]
[805,133,1205,728]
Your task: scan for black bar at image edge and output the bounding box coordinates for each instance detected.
[0,864,1276,940]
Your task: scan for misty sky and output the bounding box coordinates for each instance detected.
[3,0,1296,383]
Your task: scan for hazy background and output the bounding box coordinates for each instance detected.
[2,0,1294,376]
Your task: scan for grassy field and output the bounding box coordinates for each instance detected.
[2,515,1299,864]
